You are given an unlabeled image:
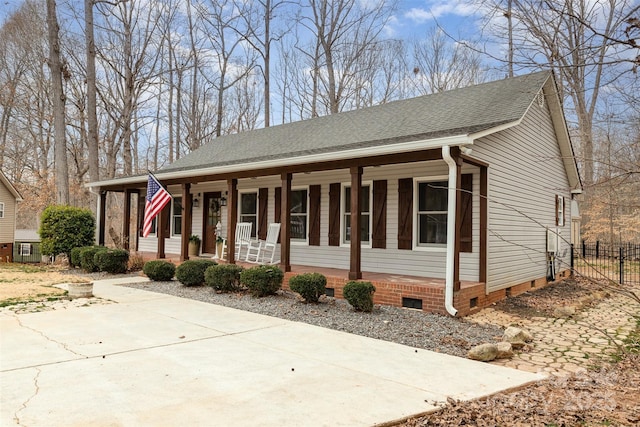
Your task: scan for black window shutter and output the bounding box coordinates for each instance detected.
[258,188,268,239]
[460,174,473,253]
[309,185,321,246]
[397,178,413,250]
[328,183,341,246]
[372,180,387,249]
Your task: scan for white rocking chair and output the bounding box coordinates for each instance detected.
[245,223,281,264]
[220,222,253,260]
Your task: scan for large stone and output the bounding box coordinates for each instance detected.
[495,342,514,359]
[553,306,576,318]
[467,343,498,362]
[503,326,533,347]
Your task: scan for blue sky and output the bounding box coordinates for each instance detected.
[0,0,479,39]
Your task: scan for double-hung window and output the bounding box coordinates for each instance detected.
[290,188,308,242]
[240,192,258,238]
[0,202,4,218]
[172,197,183,236]
[342,184,371,245]
[416,178,448,246]
[20,243,32,256]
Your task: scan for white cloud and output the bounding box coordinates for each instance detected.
[404,1,482,22]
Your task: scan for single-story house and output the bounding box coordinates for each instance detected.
[13,229,42,263]
[88,70,582,316]
[0,170,23,263]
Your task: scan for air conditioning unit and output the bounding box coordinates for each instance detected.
[547,228,558,253]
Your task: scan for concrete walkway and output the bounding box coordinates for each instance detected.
[1,277,540,427]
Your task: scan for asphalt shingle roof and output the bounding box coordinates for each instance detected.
[160,71,550,173]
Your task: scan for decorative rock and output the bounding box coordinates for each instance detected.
[467,343,498,362]
[495,342,514,359]
[503,326,533,346]
[553,306,576,318]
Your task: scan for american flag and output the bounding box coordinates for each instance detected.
[142,173,172,238]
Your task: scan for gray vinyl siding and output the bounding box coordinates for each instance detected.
[0,182,17,244]
[472,95,572,293]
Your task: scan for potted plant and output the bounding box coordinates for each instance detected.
[216,236,225,259]
[188,234,201,257]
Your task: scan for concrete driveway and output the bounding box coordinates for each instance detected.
[1,277,541,426]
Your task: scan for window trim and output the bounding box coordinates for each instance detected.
[340,181,373,248]
[171,196,183,237]
[290,186,309,245]
[413,175,449,252]
[238,189,259,238]
[556,195,565,227]
[20,243,32,256]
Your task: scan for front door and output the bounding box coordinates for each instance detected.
[203,192,222,254]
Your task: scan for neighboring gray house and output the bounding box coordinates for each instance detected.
[88,71,582,316]
[0,170,22,263]
[13,229,42,263]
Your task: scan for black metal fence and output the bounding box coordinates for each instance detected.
[572,241,640,285]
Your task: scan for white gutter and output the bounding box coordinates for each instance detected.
[441,145,458,317]
[86,134,470,188]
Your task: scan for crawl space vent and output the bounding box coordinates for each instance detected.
[402,297,423,310]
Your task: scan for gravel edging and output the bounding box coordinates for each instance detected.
[120,280,504,358]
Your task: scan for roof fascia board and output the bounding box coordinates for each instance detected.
[543,77,582,191]
[467,119,522,141]
[87,134,470,189]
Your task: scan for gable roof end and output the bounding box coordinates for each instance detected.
[0,170,23,201]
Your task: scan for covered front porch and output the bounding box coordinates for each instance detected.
[92,145,489,317]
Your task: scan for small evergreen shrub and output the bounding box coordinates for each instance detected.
[205,264,244,292]
[343,281,376,312]
[80,246,108,273]
[176,259,217,286]
[143,260,175,281]
[240,265,284,297]
[289,273,327,303]
[70,247,83,268]
[94,248,130,274]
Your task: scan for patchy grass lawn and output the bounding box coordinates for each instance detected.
[0,263,88,305]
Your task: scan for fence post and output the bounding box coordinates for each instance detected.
[570,244,574,276]
[582,240,586,258]
[596,241,600,259]
[619,247,624,285]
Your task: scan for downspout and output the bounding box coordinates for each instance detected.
[442,146,458,317]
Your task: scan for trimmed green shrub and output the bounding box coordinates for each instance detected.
[70,247,83,268]
[343,281,376,312]
[143,260,176,281]
[94,248,130,274]
[205,264,244,292]
[289,273,327,303]
[39,205,95,258]
[175,259,217,286]
[79,246,108,273]
[240,265,284,297]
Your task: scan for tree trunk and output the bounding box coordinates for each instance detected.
[85,0,99,210]
[46,0,69,205]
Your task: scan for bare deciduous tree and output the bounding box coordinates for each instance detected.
[46,0,69,204]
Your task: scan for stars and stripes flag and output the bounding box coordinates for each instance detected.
[142,172,172,238]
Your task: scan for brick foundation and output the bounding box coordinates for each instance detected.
[284,269,571,317]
